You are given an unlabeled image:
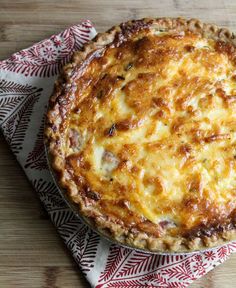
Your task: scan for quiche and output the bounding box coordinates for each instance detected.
[45,18,236,252]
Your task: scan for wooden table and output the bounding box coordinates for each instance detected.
[0,0,236,287]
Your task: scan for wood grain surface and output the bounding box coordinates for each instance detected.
[0,0,236,287]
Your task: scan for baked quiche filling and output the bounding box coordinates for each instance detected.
[46,19,236,251]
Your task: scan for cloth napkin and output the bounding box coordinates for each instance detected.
[0,20,236,288]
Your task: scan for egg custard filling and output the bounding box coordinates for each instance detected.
[46,18,236,252]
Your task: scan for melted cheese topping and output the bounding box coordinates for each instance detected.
[65,30,236,236]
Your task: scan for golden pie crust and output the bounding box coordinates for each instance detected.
[45,18,236,252]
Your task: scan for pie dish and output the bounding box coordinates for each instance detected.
[45,18,236,253]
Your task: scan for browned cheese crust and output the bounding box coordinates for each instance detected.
[45,18,236,252]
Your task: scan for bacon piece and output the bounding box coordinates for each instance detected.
[102,150,118,164]
[101,150,119,173]
[159,219,177,229]
[68,128,83,151]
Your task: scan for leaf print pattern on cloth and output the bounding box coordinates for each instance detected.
[33,178,67,210]
[98,246,236,287]
[141,274,187,288]
[1,85,42,154]
[25,116,47,170]
[1,20,236,288]
[0,21,94,77]
[99,245,131,283]
[97,247,193,288]
[117,252,161,277]
[33,177,100,276]
[50,209,81,240]
[217,245,230,260]
[68,227,100,274]
[227,242,236,253]
[162,259,193,281]
[0,79,40,124]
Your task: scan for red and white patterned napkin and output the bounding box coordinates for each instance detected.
[0,20,236,288]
